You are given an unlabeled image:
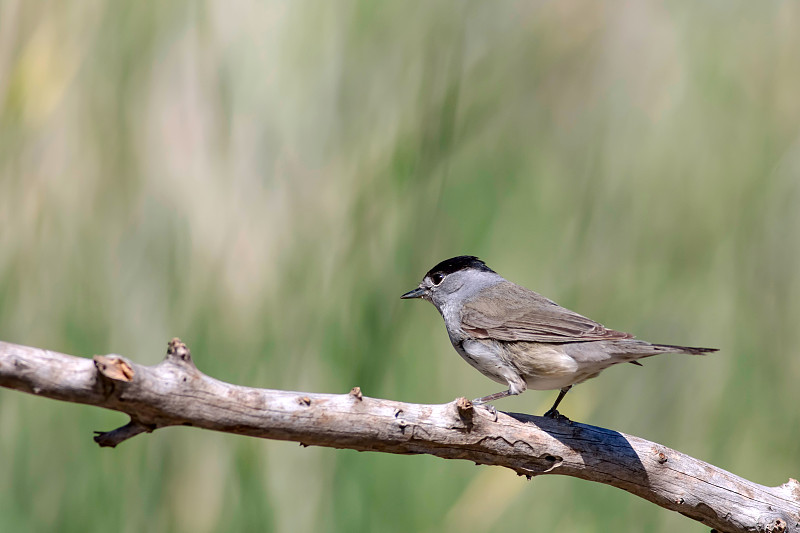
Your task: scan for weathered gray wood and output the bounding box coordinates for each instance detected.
[0,338,797,533]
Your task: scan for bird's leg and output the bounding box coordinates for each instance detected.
[471,390,513,420]
[471,389,513,405]
[543,386,572,420]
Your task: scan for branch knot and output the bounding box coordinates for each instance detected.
[166,338,192,363]
[93,355,134,382]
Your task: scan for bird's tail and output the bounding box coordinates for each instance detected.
[652,344,718,356]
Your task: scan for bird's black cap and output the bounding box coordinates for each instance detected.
[425,256,495,277]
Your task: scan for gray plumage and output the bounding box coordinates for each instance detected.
[401,256,717,418]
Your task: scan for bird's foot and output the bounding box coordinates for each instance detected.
[542,408,571,423]
[470,398,498,420]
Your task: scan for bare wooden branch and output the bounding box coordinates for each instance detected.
[1,338,798,533]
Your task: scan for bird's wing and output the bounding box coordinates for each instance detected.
[460,281,633,343]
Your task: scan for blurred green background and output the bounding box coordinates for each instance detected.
[2,1,799,531]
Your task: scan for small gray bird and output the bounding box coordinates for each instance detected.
[401,256,716,418]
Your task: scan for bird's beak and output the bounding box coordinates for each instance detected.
[400,286,426,299]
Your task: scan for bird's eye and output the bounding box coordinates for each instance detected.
[431,273,445,286]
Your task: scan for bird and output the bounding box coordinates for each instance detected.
[401,255,717,419]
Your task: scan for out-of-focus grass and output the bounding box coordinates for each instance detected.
[2,1,800,532]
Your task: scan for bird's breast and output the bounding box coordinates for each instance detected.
[503,342,582,390]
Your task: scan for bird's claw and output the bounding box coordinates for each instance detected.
[542,408,571,423]
[471,398,498,420]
